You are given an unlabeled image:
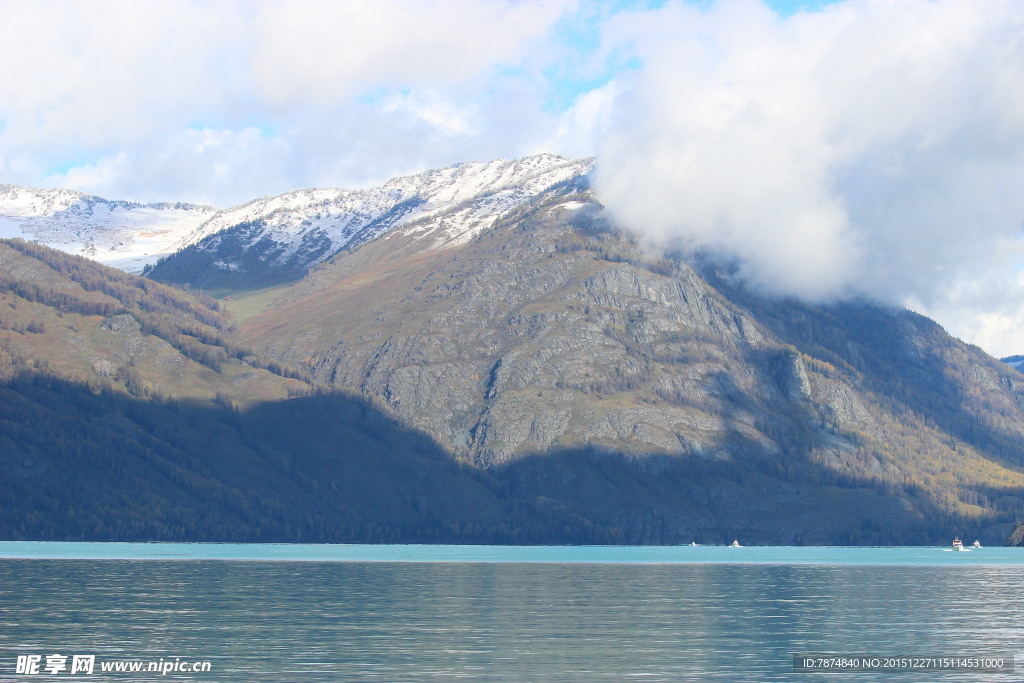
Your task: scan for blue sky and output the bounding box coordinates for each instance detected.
[544,0,843,124]
[1,0,1023,356]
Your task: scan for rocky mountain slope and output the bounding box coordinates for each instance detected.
[0,238,534,542]
[147,154,592,289]
[5,156,1024,544]
[0,238,306,406]
[236,184,1024,542]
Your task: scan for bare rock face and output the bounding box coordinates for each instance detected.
[237,183,1024,550]
[809,376,875,434]
[241,192,892,469]
[257,201,753,464]
[1010,522,1024,546]
[773,350,812,403]
[100,313,141,334]
[13,204,1024,543]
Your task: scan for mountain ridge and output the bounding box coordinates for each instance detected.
[3,155,1024,544]
[0,184,217,273]
[230,185,1024,543]
[146,154,593,289]
[0,154,593,285]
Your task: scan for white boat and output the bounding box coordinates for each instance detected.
[952,537,964,551]
[730,539,741,548]
[690,541,698,546]
[973,540,982,548]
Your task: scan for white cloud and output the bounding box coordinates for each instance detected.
[4,0,1024,355]
[381,91,481,138]
[906,236,1024,358]
[545,80,624,159]
[44,127,293,207]
[0,0,576,203]
[0,0,242,149]
[592,0,1024,354]
[248,0,575,108]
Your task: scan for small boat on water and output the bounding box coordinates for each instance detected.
[730,539,741,548]
[973,540,982,548]
[952,537,964,551]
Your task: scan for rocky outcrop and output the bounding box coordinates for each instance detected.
[243,191,987,477]
[232,183,1024,544]
[12,223,1024,544]
[245,194,804,466]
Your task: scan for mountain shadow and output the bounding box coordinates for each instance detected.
[145,220,320,291]
[7,202,1024,545]
[0,371,505,542]
[2,369,1020,545]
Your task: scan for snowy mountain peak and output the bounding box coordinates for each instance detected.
[1002,355,1024,372]
[148,154,593,287]
[0,184,91,215]
[0,184,217,272]
[182,153,591,243]
[2,154,593,281]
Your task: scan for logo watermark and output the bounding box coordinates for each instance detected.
[15,654,212,676]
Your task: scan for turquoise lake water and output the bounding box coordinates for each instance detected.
[1,544,1021,681]
[2,541,1023,564]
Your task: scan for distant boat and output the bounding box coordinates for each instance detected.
[730,539,741,548]
[973,540,982,548]
[952,537,964,551]
[690,541,698,546]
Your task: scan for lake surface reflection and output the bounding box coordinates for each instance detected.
[0,550,1021,681]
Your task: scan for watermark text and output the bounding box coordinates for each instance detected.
[15,654,211,676]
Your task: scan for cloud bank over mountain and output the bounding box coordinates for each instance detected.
[592,0,1024,354]
[2,0,1024,355]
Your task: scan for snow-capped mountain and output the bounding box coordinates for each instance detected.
[0,185,216,272]
[1,154,593,285]
[149,154,593,288]
[1002,355,1024,372]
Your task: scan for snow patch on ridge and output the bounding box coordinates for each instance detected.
[0,184,216,272]
[184,153,593,271]
[1,154,593,276]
